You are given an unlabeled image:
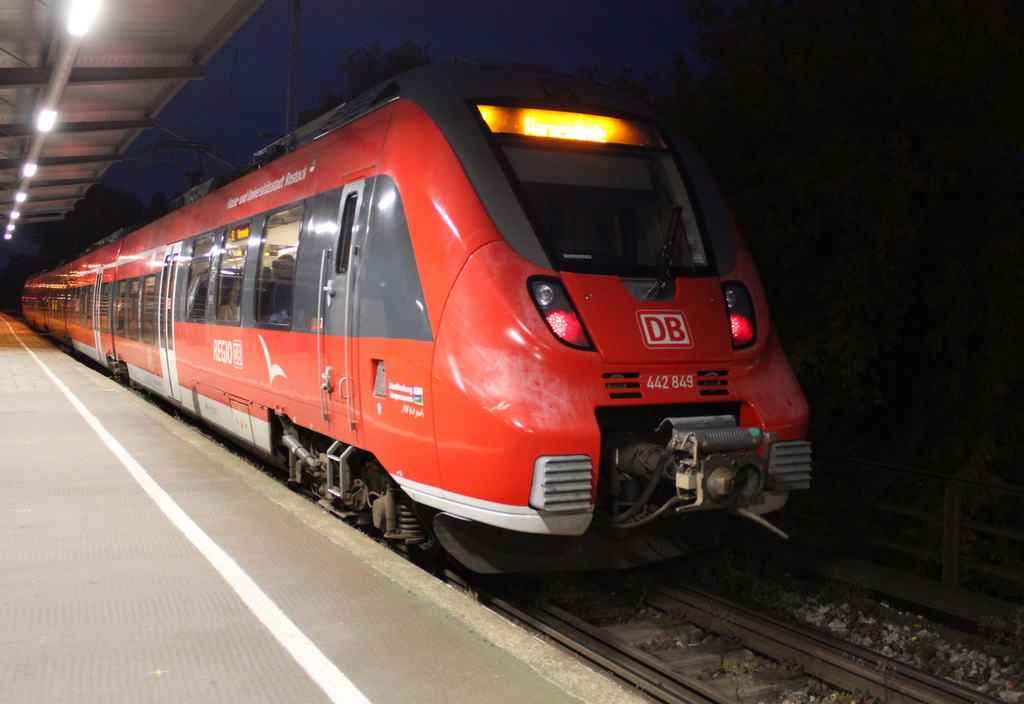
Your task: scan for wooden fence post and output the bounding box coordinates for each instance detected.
[942,480,962,587]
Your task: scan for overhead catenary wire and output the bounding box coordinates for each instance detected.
[182,0,355,136]
[110,0,355,201]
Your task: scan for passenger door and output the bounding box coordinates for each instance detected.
[320,179,369,441]
[91,271,103,363]
[157,243,183,402]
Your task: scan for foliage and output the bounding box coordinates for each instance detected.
[299,40,433,124]
[664,0,1024,482]
[576,65,668,107]
[0,185,160,310]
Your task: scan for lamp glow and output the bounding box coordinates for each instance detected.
[6,223,14,231]
[15,192,27,203]
[23,162,37,177]
[68,0,101,36]
[10,210,20,220]
[37,109,57,132]
[4,233,11,241]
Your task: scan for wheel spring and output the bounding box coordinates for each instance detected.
[398,502,427,544]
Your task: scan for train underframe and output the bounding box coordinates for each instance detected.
[270,403,811,574]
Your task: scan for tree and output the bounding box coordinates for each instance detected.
[0,185,150,311]
[576,65,667,107]
[668,0,1024,481]
[300,40,432,124]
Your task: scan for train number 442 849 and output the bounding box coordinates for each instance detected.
[646,374,694,390]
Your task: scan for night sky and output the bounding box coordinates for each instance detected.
[101,0,695,204]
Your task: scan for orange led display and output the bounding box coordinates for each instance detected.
[477,105,665,148]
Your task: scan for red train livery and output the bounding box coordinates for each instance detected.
[23,59,811,572]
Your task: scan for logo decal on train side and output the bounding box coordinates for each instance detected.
[257,334,287,384]
[387,382,423,405]
[637,311,694,348]
[213,339,243,368]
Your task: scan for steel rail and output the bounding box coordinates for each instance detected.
[471,586,728,704]
[646,580,998,704]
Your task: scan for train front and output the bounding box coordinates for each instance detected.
[406,64,811,573]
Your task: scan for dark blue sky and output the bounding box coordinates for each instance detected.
[102,0,695,202]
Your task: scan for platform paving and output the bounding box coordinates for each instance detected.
[0,315,644,704]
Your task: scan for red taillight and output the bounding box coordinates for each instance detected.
[730,313,755,347]
[529,277,593,350]
[545,310,588,347]
[723,282,756,349]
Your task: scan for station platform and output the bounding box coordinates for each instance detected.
[0,314,644,704]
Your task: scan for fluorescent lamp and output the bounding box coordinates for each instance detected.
[37,109,57,132]
[10,210,20,220]
[6,223,13,231]
[4,233,11,240]
[15,192,26,203]
[68,0,101,36]
[23,162,37,177]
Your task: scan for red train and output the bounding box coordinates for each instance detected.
[23,59,811,572]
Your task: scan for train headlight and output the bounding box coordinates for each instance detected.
[722,282,756,349]
[534,282,555,306]
[528,277,593,350]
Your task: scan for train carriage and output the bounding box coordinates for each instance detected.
[24,58,811,573]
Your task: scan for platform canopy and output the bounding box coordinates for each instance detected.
[0,0,266,228]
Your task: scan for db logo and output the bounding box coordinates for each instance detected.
[637,311,693,348]
[213,339,244,369]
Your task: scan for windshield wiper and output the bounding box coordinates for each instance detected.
[645,205,683,299]
[645,163,692,299]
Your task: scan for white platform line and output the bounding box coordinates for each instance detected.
[4,320,370,704]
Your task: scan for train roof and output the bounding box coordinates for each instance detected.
[171,58,656,212]
[38,58,734,282]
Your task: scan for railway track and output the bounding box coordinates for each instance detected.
[448,571,998,704]
[118,379,1010,704]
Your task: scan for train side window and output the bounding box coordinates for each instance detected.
[85,285,94,328]
[141,275,158,345]
[335,193,359,274]
[71,288,81,326]
[255,204,303,325]
[114,280,128,336]
[185,234,214,320]
[127,278,142,341]
[215,223,249,323]
[99,282,111,333]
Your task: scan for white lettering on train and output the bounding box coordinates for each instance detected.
[226,165,309,209]
[214,339,243,368]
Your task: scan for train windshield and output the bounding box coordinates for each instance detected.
[478,105,710,276]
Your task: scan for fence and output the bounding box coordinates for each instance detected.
[792,455,1024,599]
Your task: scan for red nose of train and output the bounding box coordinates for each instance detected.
[558,272,736,364]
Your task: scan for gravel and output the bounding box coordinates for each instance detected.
[685,553,1023,702]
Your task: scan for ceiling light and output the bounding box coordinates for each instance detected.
[4,233,11,241]
[6,223,14,231]
[23,162,37,177]
[37,109,57,132]
[68,0,101,36]
[10,210,20,220]
[15,192,27,203]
